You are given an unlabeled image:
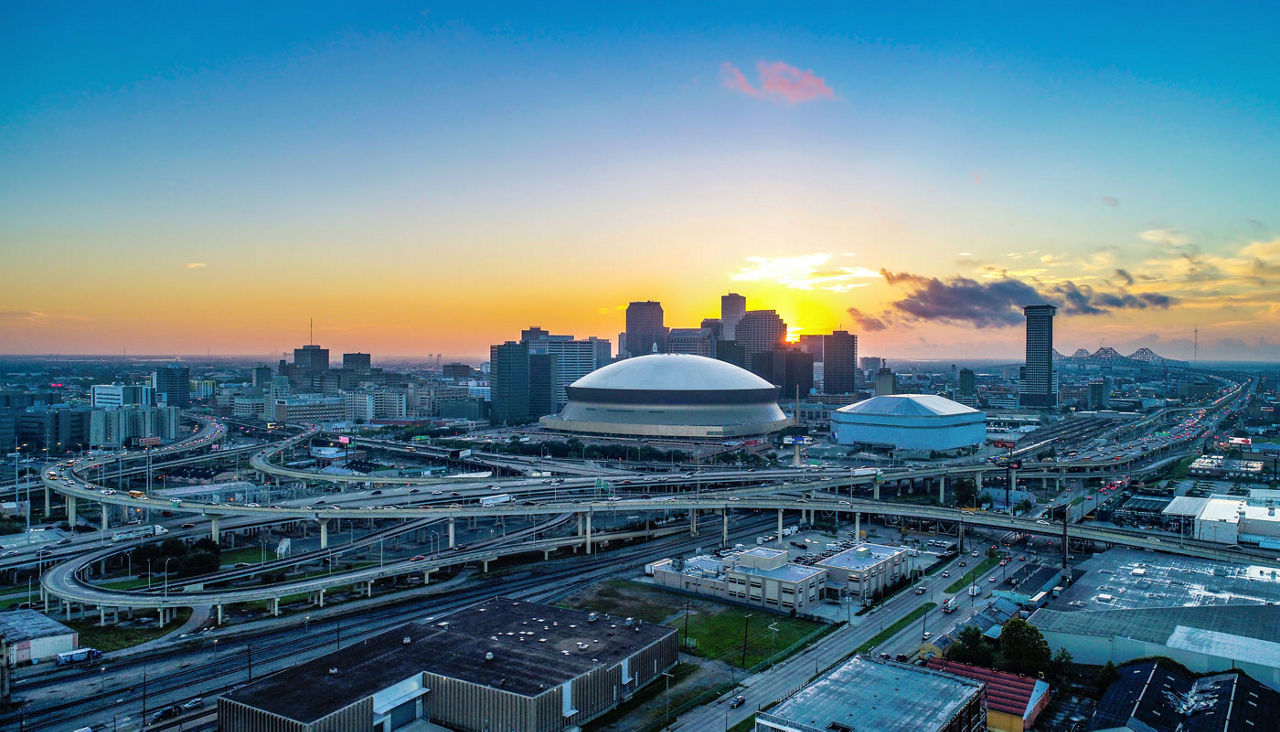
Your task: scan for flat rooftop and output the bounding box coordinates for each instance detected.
[1050,548,1280,612]
[733,561,825,583]
[816,543,905,571]
[761,656,983,732]
[0,609,75,643]
[225,597,676,724]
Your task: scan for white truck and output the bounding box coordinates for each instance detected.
[111,525,169,542]
[941,597,959,613]
[479,493,511,507]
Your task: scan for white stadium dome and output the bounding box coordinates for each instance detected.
[830,394,986,453]
[539,354,790,438]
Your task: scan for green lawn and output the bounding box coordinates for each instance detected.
[727,717,756,732]
[220,546,270,566]
[855,602,936,654]
[93,576,152,590]
[67,608,193,652]
[946,557,999,594]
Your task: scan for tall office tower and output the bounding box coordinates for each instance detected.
[1088,378,1110,410]
[797,335,824,360]
[152,364,191,407]
[821,331,858,394]
[294,344,330,372]
[1019,304,1058,408]
[721,292,746,340]
[874,367,897,396]
[752,348,814,398]
[666,328,715,357]
[734,310,788,369]
[958,368,976,396]
[700,318,723,340]
[489,341,531,425]
[342,352,371,371]
[590,337,612,369]
[252,365,274,389]
[520,328,611,410]
[528,353,558,418]
[713,339,747,368]
[624,301,667,357]
[860,356,883,372]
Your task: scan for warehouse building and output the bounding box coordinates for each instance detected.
[1161,494,1280,547]
[755,655,987,732]
[220,597,678,732]
[830,394,986,455]
[0,610,78,666]
[648,547,826,613]
[925,659,1050,732]
[1090,660,1280,730]
[814,543,910,605]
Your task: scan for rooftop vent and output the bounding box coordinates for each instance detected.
[402,636,412,645]
[484,651,494,661]
[328,668,340,675]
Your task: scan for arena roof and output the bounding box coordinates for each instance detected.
[835,394,980,418]
[570,354,773,392]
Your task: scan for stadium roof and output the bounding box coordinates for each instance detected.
[835,394,980,418]
[570,354,772,392]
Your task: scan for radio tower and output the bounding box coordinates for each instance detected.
[1193,326,1198,364]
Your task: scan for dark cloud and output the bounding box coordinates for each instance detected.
[873,271,1177,329]
[1114,269,1135,286]
[846,307,888,332]
[1101,196,1120,207]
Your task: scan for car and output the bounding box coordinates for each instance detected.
[958,561,966,567]
[411,555,427,561]
[729,496,740,501]
[921,631,933,640]
[409,488,420,494]
[988,576,997,583]
[371,490,383,495]
[431,490,443,495]
[971,551,979,557]
[180,522,196,529]
[1036,519,1051,525]
[728,695,746,709]
[878,652,891,660]
[941,571,951,578]
[245,503,260,508]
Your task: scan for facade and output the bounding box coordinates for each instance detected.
[756,656,987,732]
[16,407,91,454]
[271,394,345,425]
[666,327,715,357]
[220,598,678,732]
[925,659,1050,732]
[540,354,790,438]
[734,310,787,369]
[649,547,826,613]
[874,367,897,396]
[831,395,986,453]
[489,341,531,425]
[89,405,180,448]
[1019,305,1057,408]
[624,301,667,357]
[294,344,330,372]
[721,292,746,340]
[821,331,858,394]
[751,348,814,399]
[90,384,154,408]
[521,329,611,410]
[959,369,976,398]
[528,353,559,418]
[0,610,78,666]
[152,364,191,407]
[342,352,371,371]
[815,543,909,605]
[1161,494,1280,545]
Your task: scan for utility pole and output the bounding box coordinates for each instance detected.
[740,613,752,668]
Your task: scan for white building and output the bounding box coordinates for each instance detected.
[830,394,986,454]
[0,610,78,665]
[89,406,180,448]
[815,543,911,605]
[1162,494,1280,547]
[90,384,154,408]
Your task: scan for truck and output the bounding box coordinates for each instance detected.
[781,526,798,537]
[111,525,169,542]
[57,648,104,666]
[851,467,880,478]
[941,597,958,613]
[479,494,511,507]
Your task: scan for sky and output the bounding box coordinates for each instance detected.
[2,2,1278,362]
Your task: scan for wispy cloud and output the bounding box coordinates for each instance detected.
[847,306,888,332]
[185,262,208,270]
[731,253,878,292]
[1139,227,1191,246]
[720,61,834,104]
[0,307,48,324]
[1101,196,1120,207]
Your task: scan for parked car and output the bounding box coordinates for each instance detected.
[729,695,746,709]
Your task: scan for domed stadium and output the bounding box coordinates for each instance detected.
[830,394,986,453]
[539,354,790,438]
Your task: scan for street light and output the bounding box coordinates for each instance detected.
[163,557,174,602]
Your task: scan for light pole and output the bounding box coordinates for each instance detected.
[163,557,174,602]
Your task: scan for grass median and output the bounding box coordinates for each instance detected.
[855,602,936,655]
[945,557,999,594]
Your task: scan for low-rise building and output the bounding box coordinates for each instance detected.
[0,610,78,666]
[649,547,827,613]
[814,543,910,604]
[270,394,345,425]
[755,655,987,732]
[220,597,677,732]
[925,659,1050,732]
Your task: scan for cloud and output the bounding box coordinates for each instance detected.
[877,270,1176,328]
[1114,268,1135,286]
[720,61,834,104]
[1139,227,1192,246]
[0,308,48,324]
[731,253,879,291]
[1101,196,1120,207]
[846,307,888,332]
[185,262,207,269]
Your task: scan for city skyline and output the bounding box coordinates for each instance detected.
[2,3,1278,361]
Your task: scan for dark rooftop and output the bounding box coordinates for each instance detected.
[0,610,75,644]
[1090,660,1280,731]
[225,597,676,723]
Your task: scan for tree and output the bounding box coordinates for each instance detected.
[1045,646,1074,686]
[1093,660,1119,696]
[953,479,979,508]
[1000,618,1051,677]
[178,550,219,577]
[160,538,189,558]
[946,626,995,668]
[191,538,221,556]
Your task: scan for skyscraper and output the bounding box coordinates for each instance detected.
[734,310,788,369]
[666,328,714,357]
[528,353,558,418]
[720,292,746,340]
[821,331,858,394]
[1019,304,1058,408]
[520,328,611,410]
[152,364,190,407]
[958,368,976,396]
[489,341,531,425]
[342,352,371,371]
[624,301,667,357]
[294,344,330,373]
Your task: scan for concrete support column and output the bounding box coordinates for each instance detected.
[99,607,106,627]
[210,516,221,544]
[101,503,110,532]
[424,570,431,585]
[366,580,373,597]
[216,604,223,625]
[873,483,880,501]
[67,495,77,526]
[44,484,51,515]
[448,517,456,548]
[777,509,784,548]
[317,589,325,608]
[482,559,490,572]
[1010,469,1018,492]
[318,519,329,549]
[271,598,280,616]
[855,512,861,540]
[722,510,729,545]
[689,508,698,536]
[939,476,947,504]
[586,512,593,555]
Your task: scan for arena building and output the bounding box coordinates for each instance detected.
[539,354,790,438]
[830,394,986,454]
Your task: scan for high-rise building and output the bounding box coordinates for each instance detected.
[1019,304,1058,408]
[1088,379,1110,410]
[713,340,747,368]
[528,353,558,418]
[294,344,330,373]
[442,363,472,380]
[752,349,814,399]
[624,301,667,357]
[874,367,897,396]
[720,292,746,340]
[342,352,371,371]
[821,331,858,394]
[734,310,788,369]
[252,365,274,389]
[152,364,191,407]
[700,318,723,339]
[797,335,824,360]
[91,384,155,408]
[520,329,611,410]
[958,368,976,396]
[489,341,531,425]
[666,328,714,357]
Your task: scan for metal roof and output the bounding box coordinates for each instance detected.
[0,610,75,644]
[835,394,981,417]
[569,354,772,392]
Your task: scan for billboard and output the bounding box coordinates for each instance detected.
[1229,437,1252,446]
[338,435,350,445]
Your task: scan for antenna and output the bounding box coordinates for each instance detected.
[1193,326,1198,364]
[310,318,314,346]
